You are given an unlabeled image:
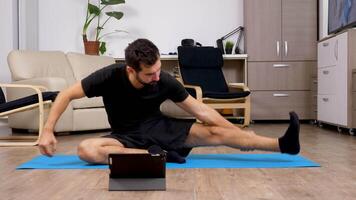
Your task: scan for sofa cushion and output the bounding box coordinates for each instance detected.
[72,97,104,109]
[67,52,115,109]
[7,50,76,85]
[66,52,115,81]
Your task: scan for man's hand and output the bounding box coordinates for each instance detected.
[38,128,58,157]
[37,82,86,157]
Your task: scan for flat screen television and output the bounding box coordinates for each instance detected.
[328,0,356,34]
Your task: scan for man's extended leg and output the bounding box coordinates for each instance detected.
[77,138,148,164]
[184,112,300,154]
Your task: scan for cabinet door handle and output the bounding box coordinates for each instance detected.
[322,70,329,75]
[322,42,329,47]
[322,98,329,102]
[273,64,289,68]
[284,41,288,57]
[277,41,280,57]
[273,93,289,97]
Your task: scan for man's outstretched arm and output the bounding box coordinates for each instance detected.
[38,82,86,157]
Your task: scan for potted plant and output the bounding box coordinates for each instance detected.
[82,0,126,55]
[224,40,234,54]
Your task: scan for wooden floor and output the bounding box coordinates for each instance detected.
[1,122,356,200]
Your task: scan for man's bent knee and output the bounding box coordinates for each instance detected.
[77,139,104,164]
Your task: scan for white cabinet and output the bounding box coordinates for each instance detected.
[317,29,356,128]
[317,36,338,68]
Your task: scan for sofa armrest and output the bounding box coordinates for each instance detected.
[227,83,250,92]
[4,78,74,132]
[6,77,67,102]
[0,83,46,105]
[12,77,68,91]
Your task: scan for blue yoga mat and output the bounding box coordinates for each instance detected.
[17,153,319,170]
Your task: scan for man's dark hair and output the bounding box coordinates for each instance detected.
[125,38,160,72]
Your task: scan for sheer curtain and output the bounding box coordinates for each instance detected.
[19,0,39,50]
[0,0,18,85]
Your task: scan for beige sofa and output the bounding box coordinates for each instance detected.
[6,50,191,133]
[6,50,115,132]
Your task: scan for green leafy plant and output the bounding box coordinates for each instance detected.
[82,0,126,54]
[225,40,234,54]
[225,41,234,49]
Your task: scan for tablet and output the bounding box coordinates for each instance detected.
[108,153,166,191]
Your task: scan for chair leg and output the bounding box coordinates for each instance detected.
[36,98,45,145]
[0,130,39,146]
[0,84,51,146]
[242,108,250,127]
[0,141,38,146]
[0,102,45,146]
[243,98,251,127]
[0,129,40,146]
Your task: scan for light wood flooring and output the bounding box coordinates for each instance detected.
[0,122,356,200]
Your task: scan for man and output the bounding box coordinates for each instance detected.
[38,39,300,164]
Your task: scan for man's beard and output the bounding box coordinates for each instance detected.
[135,74,158,87]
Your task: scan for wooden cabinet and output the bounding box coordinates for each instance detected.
[251,91,312,120]
[248,62,313,91]
[245,0,317,62]
[244,0,317,120]
[248,62,315,120]
[281,0,317,61]
[310,69,318,119]
[244,0,281,61]
[353,70,356,130]
[317,29,356,131]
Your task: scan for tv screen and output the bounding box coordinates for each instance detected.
[328,0,356,34]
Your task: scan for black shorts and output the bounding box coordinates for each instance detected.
[103,116,194,157]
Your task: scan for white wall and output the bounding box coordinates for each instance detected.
[38,0,243,57]
[0,0,18,84]
[0,0,331,85]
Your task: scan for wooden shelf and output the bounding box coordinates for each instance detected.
[115,54,248,61]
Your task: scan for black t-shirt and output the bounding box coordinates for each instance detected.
[81,63,189,131]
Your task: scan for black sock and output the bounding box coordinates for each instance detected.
[148,145,165,155]
[148,145,186,163]
[166,151,186,164]
[278,111,300,155]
